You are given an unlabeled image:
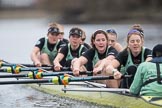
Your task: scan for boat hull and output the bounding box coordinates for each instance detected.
[28,83,161,108]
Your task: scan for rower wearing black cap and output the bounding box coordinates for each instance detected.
[53,27,88,71]
[30,23,66,66]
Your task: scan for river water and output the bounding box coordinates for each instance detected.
[0,18,162,108]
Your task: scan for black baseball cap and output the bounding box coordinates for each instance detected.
[69,28,82,37]
[48,27,60,34]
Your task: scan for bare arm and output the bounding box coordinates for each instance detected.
[106,59,122,79]
[93,55,115,74]
[30,47,41,66]
[72,56,88,76]
[53,53,64,71]
[114,43,123,52]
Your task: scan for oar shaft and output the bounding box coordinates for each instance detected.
[0,76,109,85]
[0,74,27,78]
[36,71,95,79]
[20,67,71,71]
[0,79,51,85]
[1,62,52,67]
[21,64,52,67]
[42,71,73,76]
[1,62,71,71]
[0,68,8,72]
[69,76,113,82]
[0,75,131,85]
[19,67,52,71]
[0,71,94,79]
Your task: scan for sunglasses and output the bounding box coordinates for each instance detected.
[71,35,81,38]
[59,32,64,35]
[51,32,59,36]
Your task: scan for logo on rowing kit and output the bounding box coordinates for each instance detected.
[36,40,41,45]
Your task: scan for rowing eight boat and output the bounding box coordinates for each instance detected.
[28,82,162,108]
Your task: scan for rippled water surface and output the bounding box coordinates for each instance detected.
[0,84,108,108]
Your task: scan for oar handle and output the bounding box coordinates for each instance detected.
[79,71,101,76]
[59,67,71,71]
[21,64,52,67]
[79,71,91,75]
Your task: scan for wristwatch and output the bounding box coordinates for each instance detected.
[112,69,118,75]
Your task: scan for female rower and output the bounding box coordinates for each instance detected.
[53,27,88,71]
[106,27,152,88]
[72,30,118,86]
[30,23,66,66]
[106,29,123,52]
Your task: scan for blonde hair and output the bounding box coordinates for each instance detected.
[48,22,58,28]
[81,29,86,39]
[48,22,64,33]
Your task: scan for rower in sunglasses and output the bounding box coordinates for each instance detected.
[31,24,66,67]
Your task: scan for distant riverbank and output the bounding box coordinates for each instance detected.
[0,9,48,19]
[1,9,162,24]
